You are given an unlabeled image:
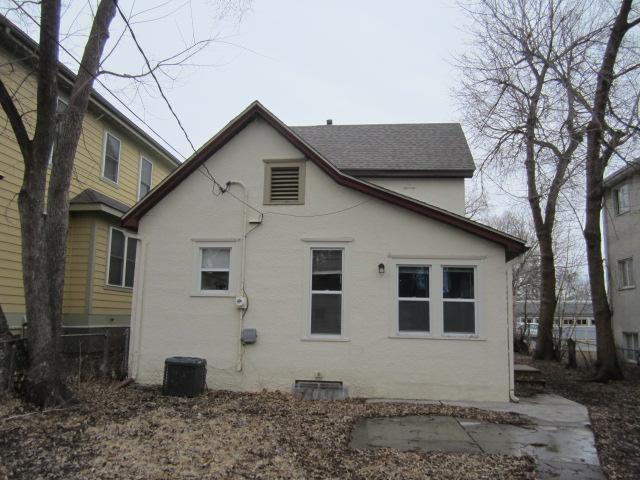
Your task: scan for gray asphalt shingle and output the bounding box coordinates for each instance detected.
[291,123,475,176]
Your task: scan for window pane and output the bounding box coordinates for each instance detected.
[108,230,125,285]
[124,238,137,288]
[312,250,342,291]
[311,293,341,334]
[399,301,429,332]
[443,302,475,333]
[104,157,118,182]
[399,266,428,298]
[443,267,474,299]
[140,159,152,198]
[201,271,229,291]
[202,248,230,269]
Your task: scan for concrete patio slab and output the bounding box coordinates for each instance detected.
[357,394,605,479]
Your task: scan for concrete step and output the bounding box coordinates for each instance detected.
[514,364,545,394]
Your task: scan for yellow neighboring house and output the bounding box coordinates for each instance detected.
[0,16,179,333]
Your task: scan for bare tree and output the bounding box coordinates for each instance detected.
[455,0,591,360]
[0,1,249,406]
[580,0,640,381]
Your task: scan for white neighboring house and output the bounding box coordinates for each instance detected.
[603,160,640,363]
[122,102,527,402]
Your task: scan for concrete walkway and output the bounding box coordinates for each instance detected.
[355,394,604,479]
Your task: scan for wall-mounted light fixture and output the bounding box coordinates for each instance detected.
[378,263,385,274]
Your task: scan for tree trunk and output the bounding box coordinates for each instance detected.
[582,0,636,382]
[533,231,557,360]
[0,304,15,391]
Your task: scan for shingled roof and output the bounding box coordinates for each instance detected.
[291,124,475,177]
[70,189,130,216]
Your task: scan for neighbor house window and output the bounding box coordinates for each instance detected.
[614,183,630,214]
[310,249,342,335]
[623,332,639,362]
[443,267,476,334]
[618,258,635,289]
[397,266,430,334]
[107,228,137,288]
[49,97,68,165]
[199,247,231,292]
[102,132,121,183]
[264,159,305,205]
[138,157,153,199]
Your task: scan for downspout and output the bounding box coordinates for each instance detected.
[226,181,248,372]
[506,259,519,402]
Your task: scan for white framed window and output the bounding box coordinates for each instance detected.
[138,156,153,199]
[107,227,137,288]
[618,257,635,289]
[102,131,121,184]
[614,183,630,214]
[49,97,68,166]
[397,265,430,334]
[199,247,231,293]
[310,248,343,336]
[623,332,639,362]
[442,266,476,335]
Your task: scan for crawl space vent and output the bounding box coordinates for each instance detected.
[293,380,347,400]
[270,166,300,202]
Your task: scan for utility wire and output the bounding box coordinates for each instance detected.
[10,0,188,161]
[114,2,196,152]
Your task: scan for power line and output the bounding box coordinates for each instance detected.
[9,0,188,161]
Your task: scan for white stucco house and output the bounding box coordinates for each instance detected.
[122,102,527,401]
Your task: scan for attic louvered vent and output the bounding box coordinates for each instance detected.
[264,159,305,205]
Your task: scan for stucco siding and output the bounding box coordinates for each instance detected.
[361,177,466,214]
[604,173,640,353]
[130,118,512,401]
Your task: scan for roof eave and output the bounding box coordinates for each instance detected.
[344,168,474,178]
[122,101,528,261]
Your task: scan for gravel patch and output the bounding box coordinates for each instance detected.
[517,354,640,480]
[0,383,536,479]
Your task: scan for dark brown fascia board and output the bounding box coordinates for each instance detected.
[343,169,474,178]
[122,101,527,261]
[0,14,180,169]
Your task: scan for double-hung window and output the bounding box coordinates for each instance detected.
[310,249,343,335]
[443,267,476,334]
[49,97,68,165]
[107,228,137,288]
[397,266,430,334]
[618,258,635,289]
[199,248,231,292]
[623,332,639,362]
[614,183,630,214]
[138,157,153,199]
[102,132,121,183]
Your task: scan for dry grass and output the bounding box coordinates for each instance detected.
[518,354,640,480]
[1,383,536,479]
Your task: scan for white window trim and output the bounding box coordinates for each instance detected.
[48,97,69,167]
[304,244,349,340]
[442,265,478,337]
[101,130,121,185]
[137,155,154,200]
[618,257,635,290]
[191,240,237,297]
[396,264,431,337]
[622,332,639,362]
[106,227,138,289]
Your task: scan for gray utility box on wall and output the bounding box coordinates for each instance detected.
[162,356,207,397]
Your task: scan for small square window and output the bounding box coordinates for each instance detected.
[200,248,230,292]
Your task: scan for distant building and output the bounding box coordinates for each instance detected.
[603,160,640,362]
[515,301,594,326]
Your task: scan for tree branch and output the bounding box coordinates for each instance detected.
[0,78,31,160]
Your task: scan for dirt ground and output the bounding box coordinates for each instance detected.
[518,354,640,480]
[0,383,535,480]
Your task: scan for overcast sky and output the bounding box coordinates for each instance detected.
[38,0,473,161]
